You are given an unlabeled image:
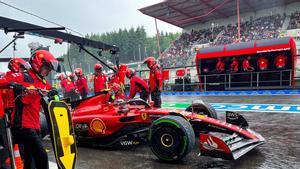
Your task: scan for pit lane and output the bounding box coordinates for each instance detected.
[46,95,300,169]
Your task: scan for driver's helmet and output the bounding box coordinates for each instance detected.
[74,68,83,77]
[8,57,29,73]
[111,82,121,93]
[143,56,156,69]
[29,50,59,77]
[126,68,136,78]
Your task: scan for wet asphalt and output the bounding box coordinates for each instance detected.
[45,95,300,169]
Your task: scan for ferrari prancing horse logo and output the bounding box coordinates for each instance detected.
[141,112,148,120]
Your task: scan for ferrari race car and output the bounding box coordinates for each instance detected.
[71,91,265,162]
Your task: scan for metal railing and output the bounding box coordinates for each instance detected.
[135,66,295,91]
[162,69,293,91]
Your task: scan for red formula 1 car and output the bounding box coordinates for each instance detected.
[71,91,265,162]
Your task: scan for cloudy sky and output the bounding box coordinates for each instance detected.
[0,0,182,71]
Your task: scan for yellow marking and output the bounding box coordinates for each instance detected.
[53,107,75,169]
[197,114,206,119]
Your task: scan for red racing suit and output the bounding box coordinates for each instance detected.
[94,73,107,94]
[0,69,51,129]
[60,78,78,102]
[216,60,225,72]
[149,64,163,92]
[75,76,89,98]
[242,59,254,71]
[60,78,76,93]
[0,93,4,119]
[230,60,239,73]
[0,72,15,110]
[128,75,149,101]
[149,64,163,107]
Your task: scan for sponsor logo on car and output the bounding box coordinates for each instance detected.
[141,112,148,120]
[203,136,218,150]
[120,140,140,146]
[90,118,106,134]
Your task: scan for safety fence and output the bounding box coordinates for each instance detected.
[136,67,296,92]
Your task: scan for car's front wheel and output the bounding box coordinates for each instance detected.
[148,115,195,162]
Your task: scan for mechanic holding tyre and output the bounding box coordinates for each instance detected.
[126,68,149,101]
[0,50,59,169]
[144,57,163,107]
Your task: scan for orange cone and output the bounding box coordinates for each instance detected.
[5,144,24,169]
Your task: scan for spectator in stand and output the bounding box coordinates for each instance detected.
[288,11,300,29]
[161,13,286,68]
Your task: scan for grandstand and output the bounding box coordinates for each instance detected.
[139,0,300,68]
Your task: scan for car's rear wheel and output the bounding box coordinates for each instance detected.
[148,115,195,162]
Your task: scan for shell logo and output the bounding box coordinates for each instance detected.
[38,54,44,58]
[90,118,106,134]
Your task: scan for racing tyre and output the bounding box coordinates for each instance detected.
[40,113,49,138]
[185,100,218,119]
[149,115,195,162]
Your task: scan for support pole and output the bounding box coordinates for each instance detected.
[236,0,241,42]
[155,18,162,59]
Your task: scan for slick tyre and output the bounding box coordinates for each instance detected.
[148,115,195,162]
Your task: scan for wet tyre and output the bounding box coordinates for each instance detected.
[148,115,195,162]
[185,100,218,119]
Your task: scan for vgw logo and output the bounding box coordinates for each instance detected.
[120,140,140,146]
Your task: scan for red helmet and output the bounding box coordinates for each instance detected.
[111,83,121,93]
[58,73,65,80]
[119,64,127,72]
[29,50,59,76]
[74,68,83,76]
[126,68,135,78]
[144,56,156,69]
[8,57,28,73]
[94,63,103,71]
